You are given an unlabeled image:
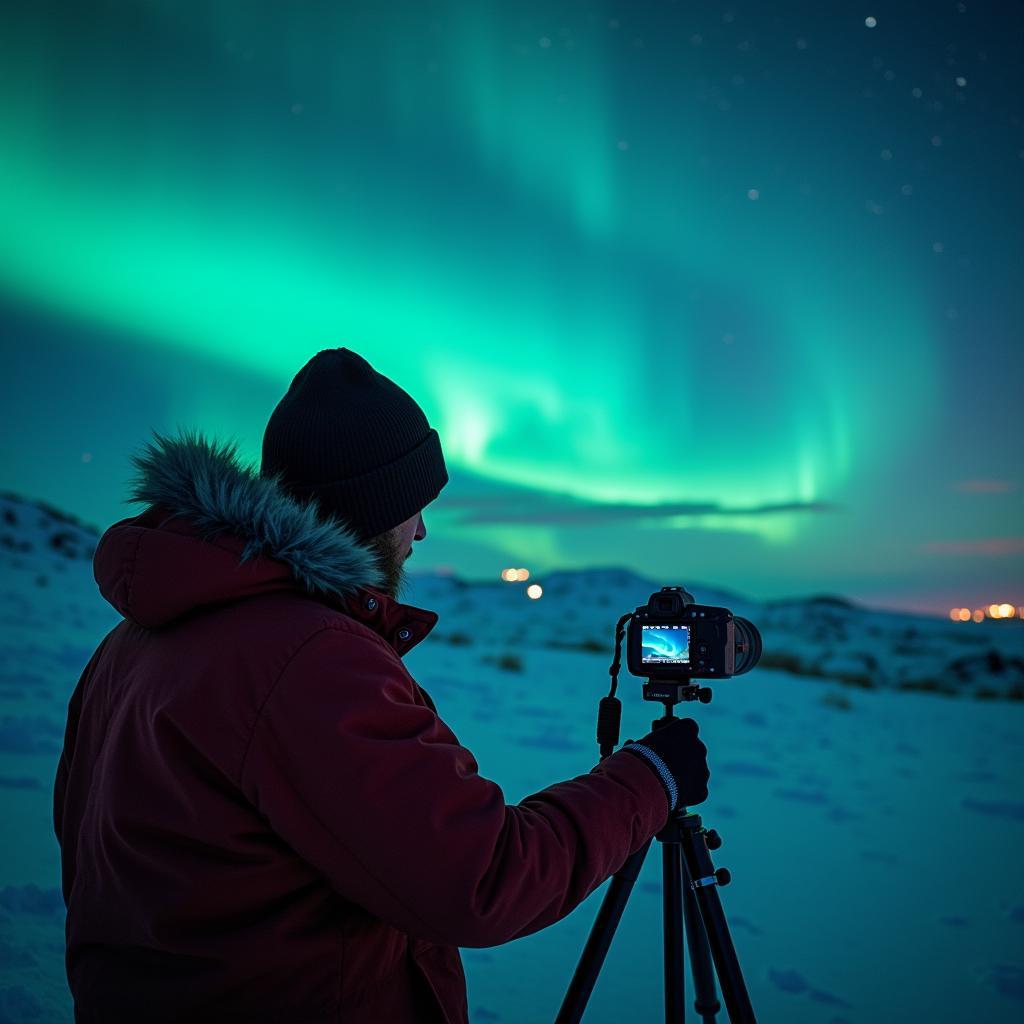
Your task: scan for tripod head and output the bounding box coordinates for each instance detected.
[642,679,714,709]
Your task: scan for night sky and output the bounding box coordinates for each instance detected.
[1,1,1021,616]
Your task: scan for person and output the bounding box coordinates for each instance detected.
[53,348,710,1023]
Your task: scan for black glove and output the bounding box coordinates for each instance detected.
[620,717,710,810]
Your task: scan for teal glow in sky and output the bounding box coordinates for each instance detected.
[1,1,1021,615]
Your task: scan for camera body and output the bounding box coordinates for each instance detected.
[626,586,758,681]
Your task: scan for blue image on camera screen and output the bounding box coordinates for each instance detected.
[641,625,690,664]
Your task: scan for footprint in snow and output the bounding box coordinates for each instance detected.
[962,798,1024,822]
[767,968,852,1008]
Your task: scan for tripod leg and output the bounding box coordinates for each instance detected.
[678,815,756,1023]
[680,844,722,1022]
[555,837,653,1024]
[663,836,686,1023]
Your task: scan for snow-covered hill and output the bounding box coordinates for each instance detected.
[1,491,1022,1023]
[408,549,1024,702]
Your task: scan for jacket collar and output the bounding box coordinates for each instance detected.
[93,428,438,656]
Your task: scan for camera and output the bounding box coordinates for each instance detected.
[626,586,762,682]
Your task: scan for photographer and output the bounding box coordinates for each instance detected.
[54,349,710,1023]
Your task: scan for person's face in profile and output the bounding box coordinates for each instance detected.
[366,510,426,601]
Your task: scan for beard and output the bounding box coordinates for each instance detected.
[365,526,409,602]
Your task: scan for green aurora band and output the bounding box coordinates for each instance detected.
[7,1,992,612]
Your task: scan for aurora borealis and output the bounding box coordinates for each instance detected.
[1,2,1021,615]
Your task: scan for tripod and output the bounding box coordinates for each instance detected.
[556,684,756,1023]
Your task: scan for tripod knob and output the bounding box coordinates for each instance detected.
[715,868,731,887]
[704,829,722,850]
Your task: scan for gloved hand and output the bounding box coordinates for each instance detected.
[620,717,710,810]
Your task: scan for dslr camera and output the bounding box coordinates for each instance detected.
[626,586,761,702]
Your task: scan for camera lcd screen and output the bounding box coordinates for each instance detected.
[641,624,690,664]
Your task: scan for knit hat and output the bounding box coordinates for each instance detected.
[260,348,448,543]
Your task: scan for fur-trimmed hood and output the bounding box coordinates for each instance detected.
[92,428,438,649]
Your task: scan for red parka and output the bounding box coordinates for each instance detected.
[53,432,671,1023]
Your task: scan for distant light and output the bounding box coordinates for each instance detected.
[527,584,543,600]
[972,609,985,622]
[999,603,1014,617]
[956,76,967,87]
[959,608,972,621]
[949,608,960,621]
[865,16,877,28]
[501,567,532,582]
[747,188,760,200]
[911,87,923,99]
[988,603,1001,618]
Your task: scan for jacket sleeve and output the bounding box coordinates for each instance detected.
[239,626,670,948]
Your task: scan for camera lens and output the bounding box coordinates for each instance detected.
[733,617,762,675]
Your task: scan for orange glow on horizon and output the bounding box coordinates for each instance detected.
[950,604,1020,621]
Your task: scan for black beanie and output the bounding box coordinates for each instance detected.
[260,348,448,544]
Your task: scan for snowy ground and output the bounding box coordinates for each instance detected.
[1,493,1022,1023]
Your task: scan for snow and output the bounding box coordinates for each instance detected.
[1,491,1022,1022]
